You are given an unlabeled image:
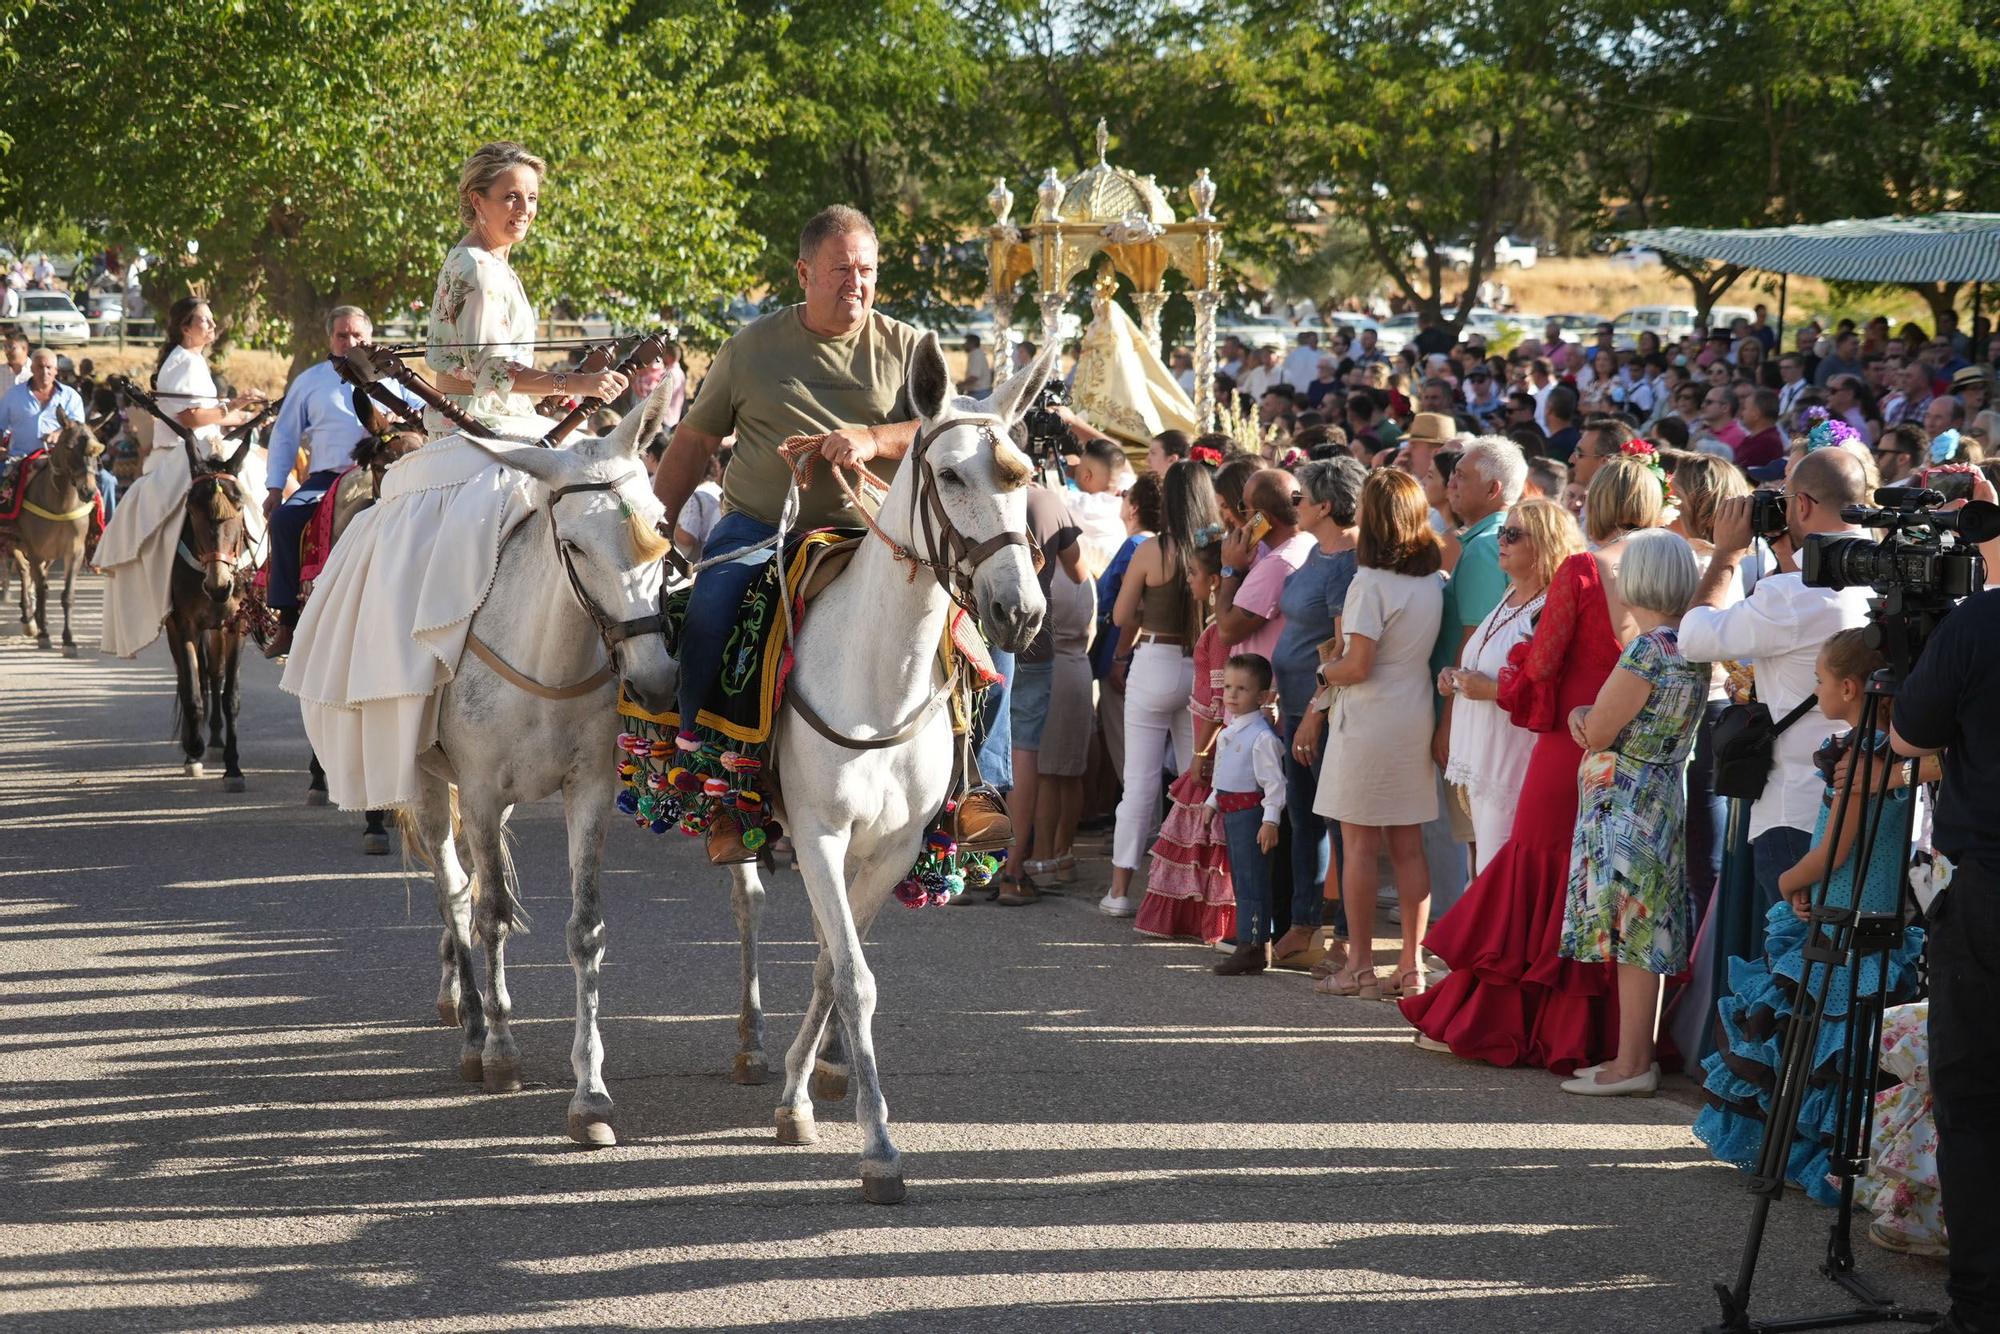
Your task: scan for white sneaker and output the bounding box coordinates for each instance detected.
[1098,893,1137,918]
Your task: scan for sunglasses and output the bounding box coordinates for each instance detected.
[1496,526,1528,544]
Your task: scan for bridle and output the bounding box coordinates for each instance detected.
[178,471,250,579]
[545,473,667,655]
[895,413,1038,611]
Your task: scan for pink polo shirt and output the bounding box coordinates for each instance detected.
[1228,532,1315,664]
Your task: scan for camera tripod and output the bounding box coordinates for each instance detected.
[1707,670,1936,1332]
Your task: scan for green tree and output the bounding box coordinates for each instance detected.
[1228,0,1609,333]
[0,0,777,375]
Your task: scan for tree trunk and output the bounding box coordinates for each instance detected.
[1907,281,1964,332]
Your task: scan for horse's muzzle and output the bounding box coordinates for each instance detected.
[982,602,1044,655]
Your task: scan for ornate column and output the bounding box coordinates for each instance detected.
[1191,288,1221,433]
[986,177,1016,391]
[1034,167,1067,353]
[1133,289,1168,359]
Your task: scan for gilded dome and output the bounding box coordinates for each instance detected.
[1032,120,1176,227]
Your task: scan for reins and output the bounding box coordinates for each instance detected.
[769,412,1027,751]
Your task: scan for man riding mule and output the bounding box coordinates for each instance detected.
[259,305,422,660]
[652,204,1011,862]
[0,410,104,654]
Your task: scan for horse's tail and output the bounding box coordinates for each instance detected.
[395,785,530,936]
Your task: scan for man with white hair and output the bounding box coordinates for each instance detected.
[1430,434,1529,901]
[1237,343,1280,400]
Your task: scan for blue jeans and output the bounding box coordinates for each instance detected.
[265,468,340,613]
[678,510,780,725]
[1282,713,1342,938]
[1423,770,1469,919]
[98,468,117,519]
[1751,825,1813,914]
[975,648,1014,793]
[1222,802,1277,947]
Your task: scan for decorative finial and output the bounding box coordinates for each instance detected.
[1093,260,1118,303]
[1095,118,1109,165]
[1189,167,1217,221]
[987,177,1015,228]
[1037,166,1064,221]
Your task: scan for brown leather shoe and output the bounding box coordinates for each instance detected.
[953,788,1013,852]
[706,811,758,865]
[261,623,294,660]
[995,873,1040,906]
[1213,942,1270,976]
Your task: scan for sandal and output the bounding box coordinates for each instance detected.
[1313,967,1380,1000]
[1381,966,1428,1000]
[1055,853,1078,884]
[1308,938,1350,980]
[996,872,1041,907]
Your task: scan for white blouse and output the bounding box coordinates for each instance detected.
[1446,587,1544,800]
[155,344,224,445]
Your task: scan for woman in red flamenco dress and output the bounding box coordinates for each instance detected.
[1399,547,1623,1073]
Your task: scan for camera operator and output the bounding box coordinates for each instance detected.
[1894,585,2000,1334]
[1680,448,1876,919]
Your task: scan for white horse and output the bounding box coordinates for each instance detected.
[720,333,1055,1203]
[402,385,679,1147]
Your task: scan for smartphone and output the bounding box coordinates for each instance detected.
[1928,470,1976,503]
[1245,512,1272,546]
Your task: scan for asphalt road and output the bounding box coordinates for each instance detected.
[0,575,1952,1332]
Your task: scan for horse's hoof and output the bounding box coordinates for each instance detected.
[811,1064,849,1103]
[35,636,50,651]
[774,1108,819,1145]
[731,1053,769,1085]
[61,643,77,658]
[304,788,329,807]
[862,1172,907,1205]
[458,1052,483,1084]
[362,832,391,856]
[222,775,246,794]
[183,761,204,778]
[437,998,462,1028]
[482,1058,522,1094]
[567,1110,617,1148]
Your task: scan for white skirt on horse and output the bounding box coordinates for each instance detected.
[281,431,541,810]
[96,439,269,659]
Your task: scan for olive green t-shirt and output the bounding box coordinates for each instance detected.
[685,305,920,530]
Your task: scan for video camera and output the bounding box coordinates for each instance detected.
[1800,485,2000,677]
[1021,377,1073,489]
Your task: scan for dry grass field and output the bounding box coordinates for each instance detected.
[1475,257,1932,329]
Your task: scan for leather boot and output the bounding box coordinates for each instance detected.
[1213,941,1271,976]
[953,788,1013,852]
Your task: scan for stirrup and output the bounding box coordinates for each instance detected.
[951,785,1012,852]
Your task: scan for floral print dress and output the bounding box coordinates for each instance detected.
[1560,626,1703,974]
[425,243,540,437]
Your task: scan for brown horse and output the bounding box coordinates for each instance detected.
[2,413,103,656]
[168,437,256,790]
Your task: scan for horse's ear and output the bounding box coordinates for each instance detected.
[55,408,73,430]
[461,434,586,489]
[598,376,673,458]
[986,339,1061,429]
[906,331,950,421]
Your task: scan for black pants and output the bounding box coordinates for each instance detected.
[1930,872,2000,1330]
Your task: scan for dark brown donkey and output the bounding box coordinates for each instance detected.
[168,436,257,790]
[2,413,102,655]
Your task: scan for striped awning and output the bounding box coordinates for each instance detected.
[1618,212,2000,284]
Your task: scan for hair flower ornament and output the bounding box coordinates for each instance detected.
[1806,415,1861,453]
[1189,444,1223,467]
[1192,521,1226,548]
[1931,429,1962,465]
[1621,438,1674,505]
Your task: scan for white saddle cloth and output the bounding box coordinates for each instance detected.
[281,433,538,810]
[97,441,269,659]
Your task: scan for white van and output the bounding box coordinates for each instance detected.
[1611,304,1756,348]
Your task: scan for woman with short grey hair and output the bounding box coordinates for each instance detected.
[1270,455,1367,970]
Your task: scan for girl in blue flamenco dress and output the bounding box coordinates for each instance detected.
[1695,629,1926,1203]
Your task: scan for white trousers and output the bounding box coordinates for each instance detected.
[1469,787,1514,876]
[1112,641,1196,870]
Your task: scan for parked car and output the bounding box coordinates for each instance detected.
[1409,236,1540,272]
[1539,312,1613,335]
[1610,304,1757,348]
[81,290,123,337]
[16,291,90,346]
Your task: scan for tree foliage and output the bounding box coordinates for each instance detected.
[0,0,775,372]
